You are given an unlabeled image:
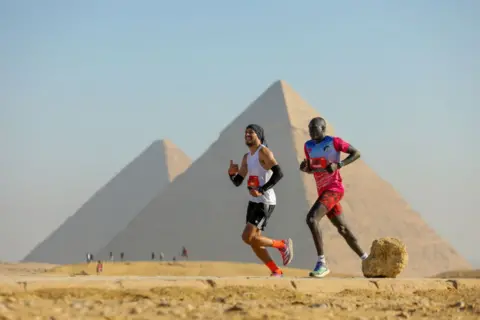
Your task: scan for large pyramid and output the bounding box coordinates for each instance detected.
[98,81,471,276]
[23,139,191,264]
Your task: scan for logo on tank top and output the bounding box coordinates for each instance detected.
[310,157,328,169]
[248,176,259,188]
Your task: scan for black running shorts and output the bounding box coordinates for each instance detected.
[246,201,276,231]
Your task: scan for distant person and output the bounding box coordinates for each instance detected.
[109,252,114,262]
[181,247,188,260]
[300,117,369,278]
[120,252,124,261]
[159,252,164,261]
[96,260,103,275]
[173,256,176,262]
[86,253,91,263]
[151,252,155,260]
[228,124,293,277]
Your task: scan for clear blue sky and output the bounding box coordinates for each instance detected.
[1,0,479,265]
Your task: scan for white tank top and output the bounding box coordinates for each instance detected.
[246,145,276,205]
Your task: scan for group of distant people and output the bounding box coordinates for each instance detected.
[149,247,189,261]
[85,246,188,265]
[108,251,124,262]
[228,118,369,278]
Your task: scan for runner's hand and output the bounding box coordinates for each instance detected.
[228,160,239,175]
[299,159,309,172]
[249,188,263,197]
[325,163,339,174]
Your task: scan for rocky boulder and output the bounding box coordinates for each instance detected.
[362,237,408,278]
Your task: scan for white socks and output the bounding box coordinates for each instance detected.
[317,253,367,266]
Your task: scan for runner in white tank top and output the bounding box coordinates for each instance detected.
[228,124,294,277]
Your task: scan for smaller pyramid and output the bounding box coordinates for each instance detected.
[22,139,191,264]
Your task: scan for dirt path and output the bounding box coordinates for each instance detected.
[0,276,479,319]
[0,262,478,319]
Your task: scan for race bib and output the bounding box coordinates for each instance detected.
[247,175,259,188]
[310,157,327,169]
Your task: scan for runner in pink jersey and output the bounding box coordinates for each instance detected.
[300,117,369,278]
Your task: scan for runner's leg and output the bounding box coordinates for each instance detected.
[328,211,368,259]
[243,202,293,274]
[242,224,274,263]
[305,191,343,278]
[305,197,329,256]
[242,223,284,275]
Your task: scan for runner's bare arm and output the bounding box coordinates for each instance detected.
[333,137,361,168]
[340,145,361,167]
[259,147,277,170]
[229,153,248,187]
[238,153,248,177]
[258,147,284,193]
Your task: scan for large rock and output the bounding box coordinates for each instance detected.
[362,237,408,278]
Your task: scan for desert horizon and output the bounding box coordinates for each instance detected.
[2,259,479,279]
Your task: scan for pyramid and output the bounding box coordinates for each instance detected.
[22,139,191,264]
[97,81,471,276]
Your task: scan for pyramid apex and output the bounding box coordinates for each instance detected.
[218,79,311,136]
[277,79,289,86]
[267,79,290,89]
[165,139,184,151]
[149,139,178,150]
[160,138,174,146]
[261,79,300,99]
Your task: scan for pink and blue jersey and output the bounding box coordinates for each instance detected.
[304,136,351,196]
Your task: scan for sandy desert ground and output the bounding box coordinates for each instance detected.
[0,261,479,320]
